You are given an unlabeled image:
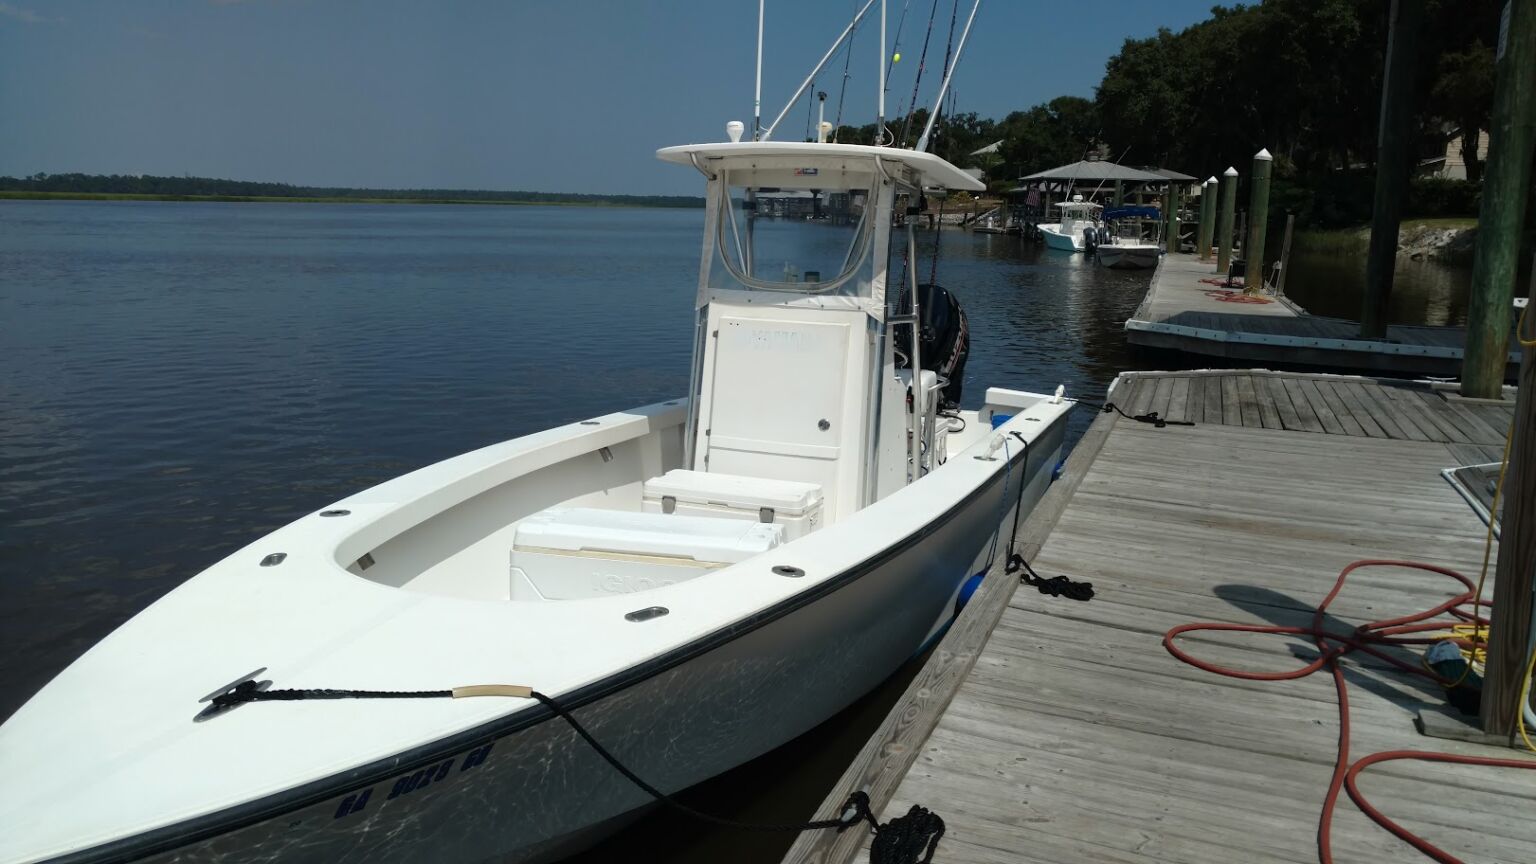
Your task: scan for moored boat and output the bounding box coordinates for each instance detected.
[0,138,1072,864]
[1095,205,1163,269]
[1038,195,1103,252]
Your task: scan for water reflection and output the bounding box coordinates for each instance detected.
[1284,249,1472,326]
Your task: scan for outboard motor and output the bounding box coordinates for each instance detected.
[1083,226,1099,252]
[895,282,970,410]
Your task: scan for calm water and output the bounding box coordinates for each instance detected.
[0,199,1153,860]
[1285,248,1473,326]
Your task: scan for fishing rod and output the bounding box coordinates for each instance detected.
[1086,144,1133,202]
[916,0,980,152]
[762,0,878,141]
[883,0,912,99]
[897,0,942,148]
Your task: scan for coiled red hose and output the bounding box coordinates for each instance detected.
[1163,559,1536,864]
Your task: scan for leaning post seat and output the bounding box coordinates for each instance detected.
[510,507,785,601]
[642,469,824,540]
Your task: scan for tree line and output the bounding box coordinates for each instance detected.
[6,2,1513,226]
[0,173,705,208]
[830,0,1509,226]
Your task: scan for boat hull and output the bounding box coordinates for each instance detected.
[59,417,1067,864]
[1096,244,1160,269]
[1038,225,1083,252]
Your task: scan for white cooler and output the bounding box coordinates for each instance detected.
[642,469,824,540]
[511,506,784,600]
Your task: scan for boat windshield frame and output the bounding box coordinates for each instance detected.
[712,168,880,295]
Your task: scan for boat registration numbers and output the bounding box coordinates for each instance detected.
[332,741,495,820]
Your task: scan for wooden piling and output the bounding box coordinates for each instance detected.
[1361,0,1425,339]
[1244,149,1273,291]
[1166,182,1182,253]
[1216,167,1238,275]
[1198,176,1217,260]
[1463,0,1536,400]
[1479,249,1536,738]
[1276,213,1296,299]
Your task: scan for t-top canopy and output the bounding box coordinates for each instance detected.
[1104,206,1161,220]
[1017,160,1167,183]
[657,142,986,192]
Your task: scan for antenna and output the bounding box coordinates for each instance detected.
[1087,144,1133,201]
[916,0,981,153]
[762,0,878,141]
[877,0,886,145]
[753,0,764,140]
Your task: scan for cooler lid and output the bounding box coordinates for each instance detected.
[643,469,823,515]
[514,507,783,564]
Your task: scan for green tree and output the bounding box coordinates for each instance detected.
[994,97,1102,182]
[1429,45,1496,183]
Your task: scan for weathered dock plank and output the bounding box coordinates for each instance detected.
[1297,377,1347,434]
[1323,380,1388,438]
[1201,375,1223,425]
[1262,375,1303,431]
[1220,375,1242,427]
[1165,376,1192,424]
[1279,378,1325,433]
[1233,374,1263,428]
[1312,379,1368,436]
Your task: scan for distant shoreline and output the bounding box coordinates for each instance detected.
[0,191,691,208]
[0,174,706,208]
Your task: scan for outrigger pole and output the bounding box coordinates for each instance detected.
[753,0,764,140]
[915,0,981,153]
[877,0,886,145]
[762,0,878,142]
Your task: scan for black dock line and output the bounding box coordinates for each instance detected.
[208,679,946,863]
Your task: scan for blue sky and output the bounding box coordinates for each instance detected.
[0,1,1218,195]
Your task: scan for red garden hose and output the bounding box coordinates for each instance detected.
[1201,289,1273,304]
[1163,559,1536,864]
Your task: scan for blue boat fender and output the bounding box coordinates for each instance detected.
[1052,458,1066,481]
[954,571,986,614]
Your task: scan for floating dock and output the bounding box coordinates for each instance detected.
[783,369,1534,864]
[1125,254,1521,378]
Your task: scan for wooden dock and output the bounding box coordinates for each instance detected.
[783,370,1534,864]
[1125,254,1521,378]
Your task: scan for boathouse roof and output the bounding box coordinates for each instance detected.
[1018,160,1166,183]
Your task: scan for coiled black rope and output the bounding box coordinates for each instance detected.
[1066,398,1194,428]
[871,805,945,864]
[209,680,944,863]
[1009,553,1095,601]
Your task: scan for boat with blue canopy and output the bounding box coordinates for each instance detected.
[1096,204,1163,270]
